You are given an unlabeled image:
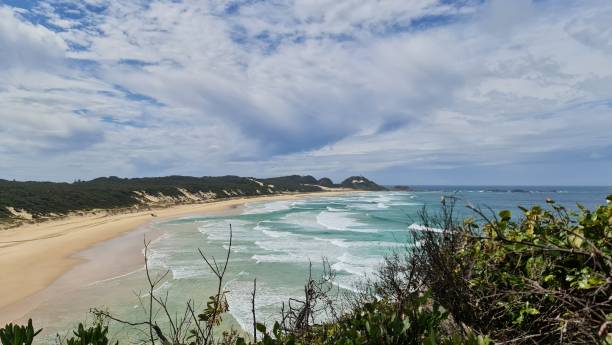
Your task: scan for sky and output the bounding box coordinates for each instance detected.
[0,0,611,185]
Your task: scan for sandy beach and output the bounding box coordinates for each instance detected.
[0,191,352,324]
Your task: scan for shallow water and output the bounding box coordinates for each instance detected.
[25,187,611,343]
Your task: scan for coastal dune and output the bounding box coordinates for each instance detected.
[0,191,352,324]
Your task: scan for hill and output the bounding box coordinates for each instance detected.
[0,175,382,223]
[317,177,335,188]
[339,176,387,191]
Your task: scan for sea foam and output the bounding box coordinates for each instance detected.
[315,211,370,232]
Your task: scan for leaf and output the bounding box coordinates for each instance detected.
[256,322,267,334]
[567,229,584,249]
[499,210,512,221]
[401,319,411,333]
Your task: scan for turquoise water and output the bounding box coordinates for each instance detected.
[146,187,611,332]
[27,187,611,341]
[152,192,416,331]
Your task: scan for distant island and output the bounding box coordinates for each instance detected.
[0,175,385,226]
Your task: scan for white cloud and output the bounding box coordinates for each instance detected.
[565,6,612,54]
[0,6,67,69]
[0,0,610,183]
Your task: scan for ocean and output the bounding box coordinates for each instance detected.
[29,186,611,342]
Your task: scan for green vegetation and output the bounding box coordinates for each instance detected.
[401,196,611,344]
[252,292,490,345]
[64,323,116,345]
[2,197,610,344]
[339,176,387,191]
[443,199,611,342]
[316,178,334,188]
[0,175,385,222]
[0,319,41,345]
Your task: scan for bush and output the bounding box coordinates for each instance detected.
[251,291,491,345]
[64,323,116,345]
[0,319,41,345]
[409,197,611,344]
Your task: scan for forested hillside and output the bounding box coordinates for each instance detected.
[0,175,385,221]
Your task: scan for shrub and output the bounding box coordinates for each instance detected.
[410,197,611,344]
[250,291,491,345]
[0,319,41,345]
[64,323,116,345]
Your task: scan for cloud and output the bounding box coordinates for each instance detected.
[564,5,612,54]
[0,0,610,184]
[0,6,67,69]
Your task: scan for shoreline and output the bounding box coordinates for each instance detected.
[0,190,357,324]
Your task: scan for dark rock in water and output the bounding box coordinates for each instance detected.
[390,185,411,191]
[318,177,335,187]
[340,176,387,191]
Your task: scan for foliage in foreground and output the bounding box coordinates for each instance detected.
[411,196,611,344]
[2,197,610,344]
[0,319,41,345]
[63,323,116,345]
[252,292,490,345]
